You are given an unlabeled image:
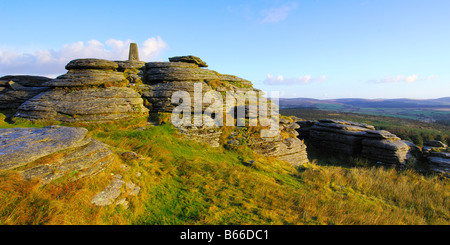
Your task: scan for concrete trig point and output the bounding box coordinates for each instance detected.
[128,43,139,61]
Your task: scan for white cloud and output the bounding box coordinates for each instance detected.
[426,75,439,80]
[0,37,168,77]
[263,74,326,86]
[261,2,298,23]
[369,74,438,84]
[141,37,169,61]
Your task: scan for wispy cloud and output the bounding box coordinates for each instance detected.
[263,74,327,86]
[261,2,298,23]
[0,37,168,77]
[368,74,438,84]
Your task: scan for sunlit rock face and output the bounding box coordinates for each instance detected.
[14,58,148,123]
[0,126,114,183]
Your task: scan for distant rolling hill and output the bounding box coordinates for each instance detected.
[278,97,450,123]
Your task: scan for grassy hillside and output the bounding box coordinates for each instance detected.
[0,112,449,225]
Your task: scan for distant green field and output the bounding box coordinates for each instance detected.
[312,103,450,123]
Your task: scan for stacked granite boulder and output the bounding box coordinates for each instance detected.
[14,59,148,123]
[0,75,51,111]
[295,120,315,140]
[226,117,309,167]
[141,55,252,148]
[142,56,309,166]
[0,126,114,183]
[308,119,412,166]
[309,119,376,156]
[422,140,450,176]
[141,55,254,113]
[361,130,410,166]
[116,60,146,84]
[260,117,309,167]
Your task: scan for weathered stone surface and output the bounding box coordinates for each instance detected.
[142,58,255,116]
[1,126,114,183]
[21,138,113,183]
[0,78,50,110]
[146,62,199,69]
[424,140,448,148]
[361,139,410,165]
[0,75,52,87]
[178,125,222,148]
[91,175,125,206]
[15,87,149,122]
[317,119,376,130]
[241,118,309,166]
[295,120,315,140]
[361,138,409,151]
[146,67,220,82]
[65,59,119,70]
[308,119,410,165]
[126,181,141,196]
[404,140,423,160]
[310,131,364,155]
[428,156,450,176]
[218,74,253,87]
[0,87,49,110]
[0,126,89,170]
[140,82,214,112]
[116,60,146,70]
[252,137,309,167]
[44,69,126,87]
[365,130,401,140]
[91,175,141,207]
[423,145,450,176]
[169,55,208,67]
[309,120,370,156]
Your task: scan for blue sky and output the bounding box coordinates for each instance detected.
[0,0,449,99]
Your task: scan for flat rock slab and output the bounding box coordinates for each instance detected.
[0,126,89,170]
[365,130,400,140]
[146,62,199,69]
[16,87,149,122]
[146,66,220,82]
[424,140,448,148]
[20,138,114,183]
[91,175,141,207]
[44,69,126,87]
[91,175,125,206]
[169,55,208,67]
[0,88,49,110]
[317,119,376,130]
[116,61,146,70]
[0,75,52,87]
[65,59,119,70]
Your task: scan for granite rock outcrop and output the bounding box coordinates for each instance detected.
[422,140,450,176]
[2,54,309,168]
[14,58,148,122]
[0,75,51,111]
[305,119,413,166]
[0,126,114,183]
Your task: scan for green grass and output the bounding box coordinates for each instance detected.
[0,112,449,225]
